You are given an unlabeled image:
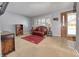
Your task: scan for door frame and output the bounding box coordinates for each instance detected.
[61,10,76,41]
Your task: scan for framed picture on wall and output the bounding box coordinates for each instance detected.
[53,17,58,21]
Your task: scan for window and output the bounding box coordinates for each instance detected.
[67,13,76,36]
[34,17,51,27]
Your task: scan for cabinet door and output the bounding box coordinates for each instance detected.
[1,34,15,56]
[61,13,67,37]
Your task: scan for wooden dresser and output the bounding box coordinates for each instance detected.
[1,31,15,57]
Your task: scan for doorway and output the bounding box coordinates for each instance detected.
[61,11,76,41]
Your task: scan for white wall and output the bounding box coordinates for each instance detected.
[32,5,73,36]
[0,12,31,34]
[0,12,31,56]
[51,6,73,36]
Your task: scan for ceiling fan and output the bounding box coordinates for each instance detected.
[0,2,9,15]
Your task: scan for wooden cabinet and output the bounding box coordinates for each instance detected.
[16,24,23,36]
[1,33,15,57]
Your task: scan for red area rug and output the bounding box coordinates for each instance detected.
[22,35,43,44]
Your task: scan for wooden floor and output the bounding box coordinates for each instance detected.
[6,35,78,57]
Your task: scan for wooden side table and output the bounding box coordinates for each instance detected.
[47,30,52,36]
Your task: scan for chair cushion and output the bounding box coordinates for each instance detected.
[33,31,44,36]
[32,26,48,37]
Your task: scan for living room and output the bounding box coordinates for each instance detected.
[0,2,78,57]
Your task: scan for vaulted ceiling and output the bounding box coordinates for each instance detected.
[6,2,74,17]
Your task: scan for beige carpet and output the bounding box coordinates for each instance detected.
[6,35,78,57]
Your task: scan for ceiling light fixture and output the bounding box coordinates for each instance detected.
[0,2,9,15]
